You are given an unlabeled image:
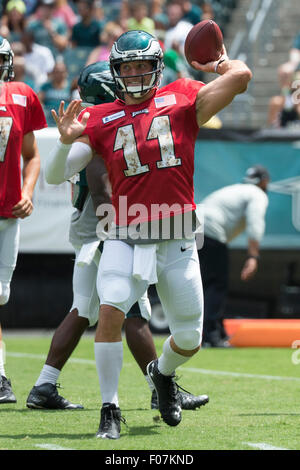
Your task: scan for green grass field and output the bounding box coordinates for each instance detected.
[1,333,300,451]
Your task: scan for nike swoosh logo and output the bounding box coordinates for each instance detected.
[181,244,194,252]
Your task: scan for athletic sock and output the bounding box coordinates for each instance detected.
[157,336,190,376]
[0,345,6,377]
[94,341,123,407]
[35,364,60,387]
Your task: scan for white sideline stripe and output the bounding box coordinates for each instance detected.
[244,442,289,451]
[7,352,95,365]
[179,366,300,382]
[6,352,132,367]
[7,352,300,382]
[35,443,74,451]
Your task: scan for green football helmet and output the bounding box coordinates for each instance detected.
[110,30,164,98]
[0,36,14,82]
[78,61,117,105]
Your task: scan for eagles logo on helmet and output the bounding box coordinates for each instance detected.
[0,36,14,82]
[77,61,117,106]
[109,30,164,98]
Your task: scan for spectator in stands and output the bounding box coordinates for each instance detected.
[278,31,300,91]
[173,0,203,25]
[53,0,77,29]
[102,0,127,22]
[86,21,124,65]
[197,165,270,348]
[21,30,55,89]
[0,0,27,43]
[71,0,103,48]
[23,0,39,16]
[127,1,156,36]
[267,69,300,128]
[201,1,214,21]
[160,47,192,86]
[10,40,38,88]
[153,12,169,46]
[120,0,166,29]
[164,1,193,57]
[10,39,26,56]
[13,54,35,88]
[27,0,68,57]
[38,60,71,125]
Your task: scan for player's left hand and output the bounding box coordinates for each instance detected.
[12,194,33,218]
[51,100,90,145]
[240,257,258,281]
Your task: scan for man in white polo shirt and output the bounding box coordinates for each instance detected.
[198,165,270,347]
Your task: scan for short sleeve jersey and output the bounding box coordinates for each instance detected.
[82,78,204,226]
[0,81,47,218]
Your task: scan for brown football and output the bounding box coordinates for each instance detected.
[184,20,223,66]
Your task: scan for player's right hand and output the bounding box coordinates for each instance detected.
[191,44,228,73]
[51,100,90,145]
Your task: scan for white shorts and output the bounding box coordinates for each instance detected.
[97,239,204,348]
[70,244,101,326]
[71,244,151,326]
[0,218,20,305]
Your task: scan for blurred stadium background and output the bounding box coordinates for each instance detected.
[1,0,300,336]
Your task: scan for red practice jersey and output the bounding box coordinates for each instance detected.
[82,78,204,226]
[0,81,47,218]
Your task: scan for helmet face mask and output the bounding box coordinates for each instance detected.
[78,61,117,106]
[110,30,164,98]
[0,36,14,82]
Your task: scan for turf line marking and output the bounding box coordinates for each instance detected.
[8,352,300,381]
[179,367,300,382]
[7,352,95,365]
[35,444,74,451]
[244,442,289,450]
[6,352,132,367]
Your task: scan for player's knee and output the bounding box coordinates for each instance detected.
[0,283,10,305]
[173,329,201,351]
[100,275,131,308]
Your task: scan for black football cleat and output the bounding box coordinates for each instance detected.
[26,383,83,410]
[0,376,17,404]
[96,403,126,439]
[151,387,209,411]
[147,359,181,426]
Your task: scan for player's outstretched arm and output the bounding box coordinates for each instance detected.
[46,100,93,184]
[193,47,252,127]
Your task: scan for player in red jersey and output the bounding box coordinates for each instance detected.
[49,30,252,438]
[0,36,47,403]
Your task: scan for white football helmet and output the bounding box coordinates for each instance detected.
[0,36,14,82]
[110,30,164,98]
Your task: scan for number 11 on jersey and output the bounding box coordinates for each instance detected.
[114,115,182,177]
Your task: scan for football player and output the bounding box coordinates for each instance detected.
[48,31,252,438]
[29,62,209,413]
[0,36,47,403]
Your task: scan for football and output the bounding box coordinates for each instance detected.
[184,20,223,66]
